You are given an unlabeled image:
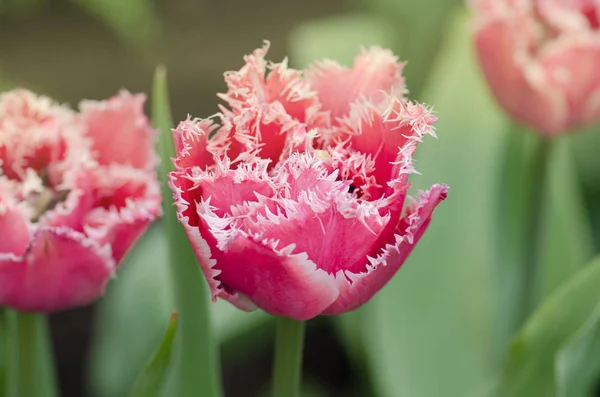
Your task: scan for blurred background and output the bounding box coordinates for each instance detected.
[1,0,600,396]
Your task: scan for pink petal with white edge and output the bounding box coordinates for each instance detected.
[211,229,339,320]
[172,117,219,170]
[334,95,437,200]
[80,91,157,170]
[306,46,407,120]
[168,157,275,303]
[0,227,115,312]
[219,41,322,125]
[323,184,448,315]
[83,165,162,263]
[240,153,391,275]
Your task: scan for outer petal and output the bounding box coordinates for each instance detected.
[0,227,115,312]
[306,46,406,120]
[323,184,448,315]
[214,231,340,320]
[80,91,157,170]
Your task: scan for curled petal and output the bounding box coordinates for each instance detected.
[0,227,115,312]
[80,91,158,170]
[323,184,448,315]
[306,46,407,120]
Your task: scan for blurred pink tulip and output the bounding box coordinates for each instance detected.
[471,0,600,135]
[0,90,161,312]
[169,42,448,321]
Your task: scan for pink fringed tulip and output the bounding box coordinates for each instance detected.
[471,0,600,135]
[0,89,161,312]
[169,43,448,321]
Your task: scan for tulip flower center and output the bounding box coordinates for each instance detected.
[3,167,70,222]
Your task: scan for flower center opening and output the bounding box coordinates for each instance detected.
[1,167,70,223]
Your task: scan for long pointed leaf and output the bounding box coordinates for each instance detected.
[129,313,179,397]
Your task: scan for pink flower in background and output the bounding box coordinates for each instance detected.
[471,0,600,135]
[169,42,447,321]
[0,89,161,312]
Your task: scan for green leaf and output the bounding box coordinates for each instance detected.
[360,10,503,397]
[129,312,179,397]
[152,66,221,397]
[555,301,600,397]
[496,255,600,397]
[0,310,5,397]
[88,221,269,397]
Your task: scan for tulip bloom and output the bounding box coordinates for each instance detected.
[169,43,448,320]
[0,90,161,312]
[471,0,600,135]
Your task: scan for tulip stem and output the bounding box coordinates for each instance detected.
[521,136,552,317]
[273,317,305,397]
[5,311,57,397]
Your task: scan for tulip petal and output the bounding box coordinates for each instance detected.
[172,117,219,170]
[306,46,406,120]
[323,184,448,315]
[83,166,162,263]
[0,227,115,312]
[214,229,340,321]
[219,41,321,125]
[80,91,157,170]
[0,202,31,256]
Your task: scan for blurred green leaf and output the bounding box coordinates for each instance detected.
[535,139,595,305]
[495,255,600,397]
[289,14,396,68]
[555,301,600,397]
[360,10,502,397]
[492,130,595,361]
[129,312,178,397]
[70,0,161,47]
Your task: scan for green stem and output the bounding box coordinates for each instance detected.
[519,137,552,319]
[494,127,553,362]
[272,317,305,397]
[5,311,57,397]
[152,67,221,397]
